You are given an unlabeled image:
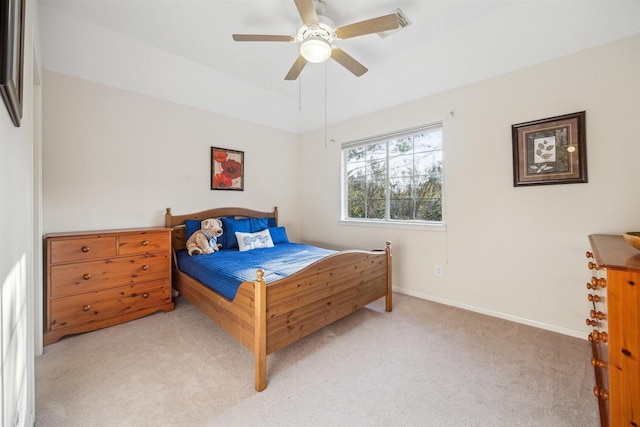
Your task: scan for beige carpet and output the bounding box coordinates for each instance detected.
[36,293,598,426]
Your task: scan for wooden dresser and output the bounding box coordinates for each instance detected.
[586,234,640,427]
[44,227,174,345]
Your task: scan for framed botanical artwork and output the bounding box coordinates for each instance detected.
[211,147,244,190]
[511,111,587,187]
[0,0,26,127]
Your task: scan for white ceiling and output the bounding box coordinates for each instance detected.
[38,0,640,133]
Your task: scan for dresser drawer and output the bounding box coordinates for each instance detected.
[50,252,170,298]
[49,278,172,331]
[50,236,117,264]
[119,231,170,256]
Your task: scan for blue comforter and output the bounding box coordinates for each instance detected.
[176,243,336,300]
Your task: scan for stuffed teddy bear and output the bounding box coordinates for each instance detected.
[186,218,223,256]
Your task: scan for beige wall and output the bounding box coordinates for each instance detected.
[298,35,640,338]
[1,1,42,426]
[42,72,302,237]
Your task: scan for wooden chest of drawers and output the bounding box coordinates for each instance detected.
[44,227,174,345]
[586,234,640,427]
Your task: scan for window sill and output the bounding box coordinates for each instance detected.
[339,219,447,231]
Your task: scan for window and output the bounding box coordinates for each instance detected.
[342,124,443,223]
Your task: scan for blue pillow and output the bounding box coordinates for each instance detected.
[267,217,277,228]
[249,217,268,233]
[184,219,201,239]
[220,217,251,249]
[268,227,289,244]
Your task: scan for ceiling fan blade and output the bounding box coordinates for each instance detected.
[331,48,368,77]
[335,13,400,40]
[293,0,319,27]
[232,34,295,42]
[285,55,308,80]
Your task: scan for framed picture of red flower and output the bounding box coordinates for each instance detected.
[211,147,244,190]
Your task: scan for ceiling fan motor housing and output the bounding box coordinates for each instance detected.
[296,15,336,43]
[296,14,336,62]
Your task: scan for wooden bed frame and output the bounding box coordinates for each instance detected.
[165,206,392,391]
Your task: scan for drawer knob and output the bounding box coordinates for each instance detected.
[82,304,91,312]
[142,265,150,271]
[589,330,608,343]
[592,277,606,288]
[586,251,593,259]
[587,294,602,303]
[590,310,606,320]
[586,277,606,289]
[588,261,602,271]
[83,273,92,280]
[142,293,149,298]
[142,240,150,246]
[591,357,606,369]
[586,319,597,327]
[593,386,609,401]
[81,246,90,253]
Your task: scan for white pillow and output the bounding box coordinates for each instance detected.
[235,229,275,252]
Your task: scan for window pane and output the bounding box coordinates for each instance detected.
[389,137,413,155]
[365,196,385,219]
[366,143,386,161]
[346,161,364,174]
[388,154,413,179]
[346,146,366,161]
[389,177,412,199]
[414,131,443,152]
[390,199,414,220]
[348,196,366,219]
[367,159,386,181]
[415,197,442,221]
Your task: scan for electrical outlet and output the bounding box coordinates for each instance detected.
[435,265,444,277]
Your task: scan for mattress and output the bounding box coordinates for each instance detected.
[175,242,336,300]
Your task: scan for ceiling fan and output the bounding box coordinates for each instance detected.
[232,0,401,80]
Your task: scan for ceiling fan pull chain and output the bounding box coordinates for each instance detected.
[298,74,302,112]
[324,62,328,147]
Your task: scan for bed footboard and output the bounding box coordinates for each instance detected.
[251,242,391,391]
[264,244,392,354]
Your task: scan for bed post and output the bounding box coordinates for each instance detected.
[385,241,392,312]
[254,269,267,392]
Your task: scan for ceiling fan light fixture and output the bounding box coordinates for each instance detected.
[300,36,332,63]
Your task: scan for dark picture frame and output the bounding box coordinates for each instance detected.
[211,147,244,190]
[511,111,587,187]
[0,0,26,127]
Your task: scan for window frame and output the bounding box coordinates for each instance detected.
[341,123,445,227]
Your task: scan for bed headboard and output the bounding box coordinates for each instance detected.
[165,207,278,251]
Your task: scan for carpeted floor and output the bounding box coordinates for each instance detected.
[35,293,598,426]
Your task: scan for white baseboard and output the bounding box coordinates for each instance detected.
[394,287,588,340]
